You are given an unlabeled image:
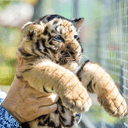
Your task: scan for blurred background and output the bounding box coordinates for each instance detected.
[0,0,128,127]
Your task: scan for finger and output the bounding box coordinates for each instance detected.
[37,104,57,117]
[48,93,59,103]
[37,93,59,106]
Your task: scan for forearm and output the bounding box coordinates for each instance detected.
[77,60,119,95]
[23,60,83,95]
[77,60,127,118]
[20,60,91,113]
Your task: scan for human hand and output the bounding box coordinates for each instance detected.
[1,78,58,124]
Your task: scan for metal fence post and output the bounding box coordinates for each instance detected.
[73,0,79,18]
[120,65,124,94]
[120,65,126,128]
[32,0,44,20]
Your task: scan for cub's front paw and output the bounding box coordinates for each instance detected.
[98,94,127,118]
[61,88,92,113]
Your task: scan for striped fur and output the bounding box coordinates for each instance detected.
[78,61,127,118]
[15,14,127,128]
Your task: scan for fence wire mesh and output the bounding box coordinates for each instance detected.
[1,0,128,127]
[83,0,128,127]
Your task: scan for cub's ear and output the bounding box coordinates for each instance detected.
[21,21,44,41]
[72,18,84,31]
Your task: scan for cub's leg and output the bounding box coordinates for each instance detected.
[77,60,127,118]
[16,60,92,113]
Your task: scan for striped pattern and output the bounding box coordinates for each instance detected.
[17,14,127,128]
[18,14,85,128]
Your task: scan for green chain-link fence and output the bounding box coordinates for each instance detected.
[83,0,128,127]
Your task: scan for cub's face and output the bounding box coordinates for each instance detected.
[21,15,84,69]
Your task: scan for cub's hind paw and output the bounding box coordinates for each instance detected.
[61,88,92,113]
[98,94,127,118]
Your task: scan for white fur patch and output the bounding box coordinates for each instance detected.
[21,21,33,30]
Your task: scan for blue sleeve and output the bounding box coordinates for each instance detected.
[0,98,21,128]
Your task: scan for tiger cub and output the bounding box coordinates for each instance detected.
[15,14,127,128]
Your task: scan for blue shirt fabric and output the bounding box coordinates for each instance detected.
[0,89,21,128]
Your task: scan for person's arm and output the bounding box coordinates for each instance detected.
[1,78,58,125]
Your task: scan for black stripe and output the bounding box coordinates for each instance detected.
[28,31,34,40]
[61,106,65,113]
[41,39,46,49]
[38,14,71,23]
[18,48,32,57]
[43,86,49,93]
[16,74,23,80]
[38,115,48,120]
[51,30,56,33]
[46,14,71,22]
[81,46,84,53]
[32,46,36,54]
[22,68,33,73]
[38,15,48,22]
[79,42,84,53]
[28,44,40,58]
[48,33,52,41]
[38,116,50,126]
[74,18,81,22]
[55,109,59,114]
[87,81,94,93]
[60,114,67,123]
[38,121,44,126]
[53,20,58,25]
[77,60,90,80]
[43,27,48,35]
[60,115,75,127]
[49,41,53,45]
[44,49,49,54]
[48,48,57,54]
[94,83,96,88]
[87,81,92,88]
[35,40,41,51]
[21,122,30,128]
[41,39,46,44]
[35,40,47,55]
[34,40,49,56]
[56,124,62,128]
[43,116,50,125]
[48,121,56,127]
[28,63,34,66]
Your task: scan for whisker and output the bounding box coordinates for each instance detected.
[67,59,75,61]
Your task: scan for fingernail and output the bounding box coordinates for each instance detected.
[50,93,59,102]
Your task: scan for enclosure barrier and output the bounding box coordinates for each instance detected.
[84,0,128,127]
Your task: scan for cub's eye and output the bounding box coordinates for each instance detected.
[53,35,63,42]
[74,35,79,41]
[60,50,65,54]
